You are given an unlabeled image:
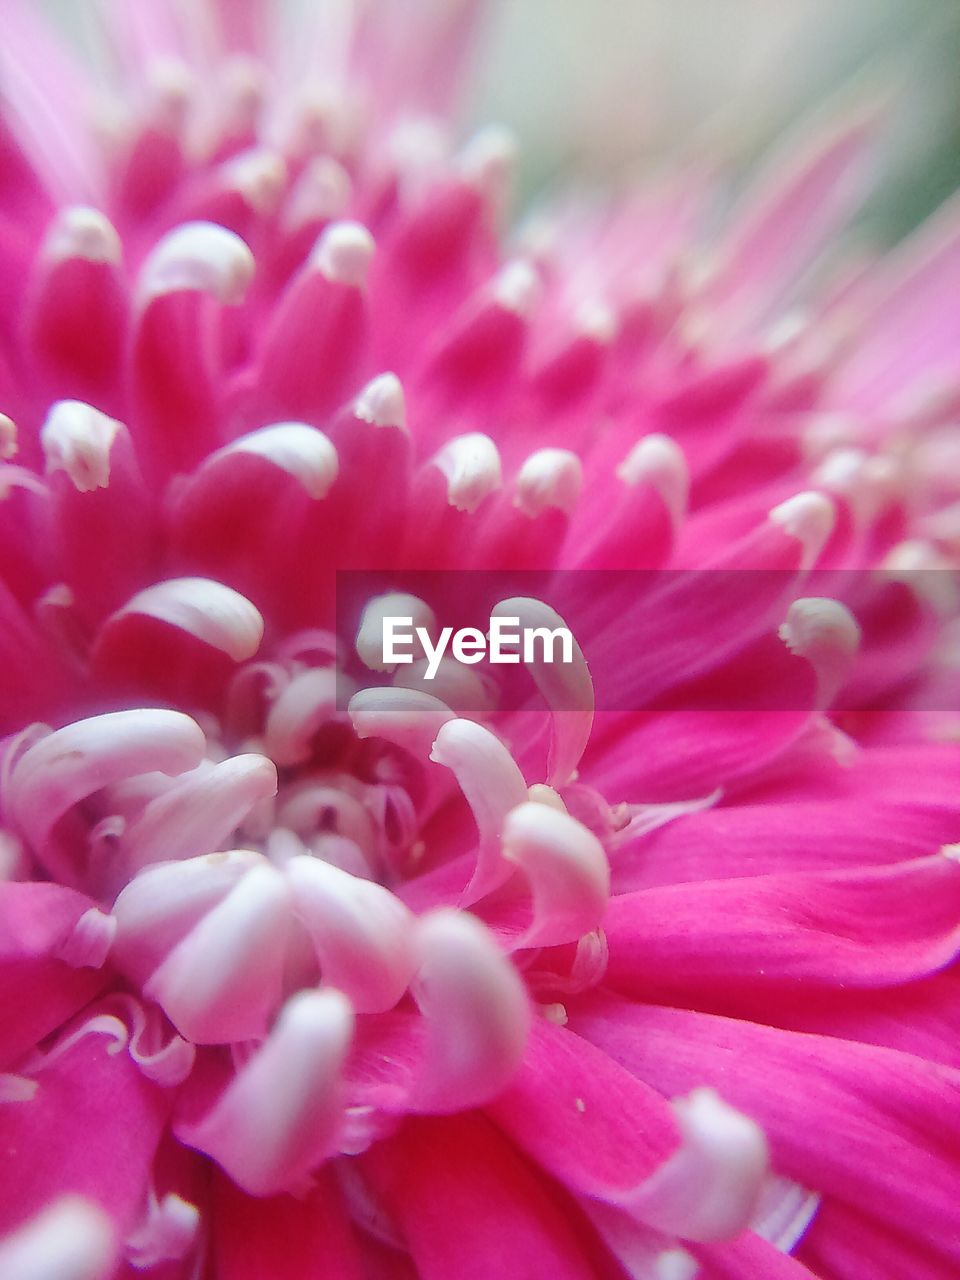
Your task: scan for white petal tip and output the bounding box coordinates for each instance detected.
[431,433,502,513]
[218,422,339,499]
[44,207,122,266]
[458,124,517,198]
[139,222,254,305]
[769,491,836,567]
[355,372,407,431]
[493,259,541,316]
[515,448,582,518]
[779,597,861,662]
[222,148,287,216]
[41,401,123,492]
[617,433,689,524]
[0,1197,115,1280]
[312,220,375,287]
[113,578,264,662]
[0,414,17,460]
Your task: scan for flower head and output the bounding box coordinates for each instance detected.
[2,2,960,1277]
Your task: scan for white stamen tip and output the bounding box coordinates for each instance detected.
[574,299,618,344]
[355,372,407,431]
[431,433,502,513]
[769,491,836,569]
[779,597,860,663]
[125,1193,199,1270]
[493,259,541,316]
[413,908,530,1111]
[222,148,287,216]
[527,783,568,812]
[109,578,264,662]
[779,597,860,703]
[283,156,352,229]
[0,1196,115,1280]
[515,448,582,518]
[617,434,689,527]
[312,220,375,287]
[502,801,610,948]
[357,593,436,672]
[43,206,122,266]
[0,413,18,460]
[41,401,123,492]
[629,1088,769,1242]
[458,124,517,200]
[176,987,354,1196]
[214,423,338,499]
[348,686,455,759]
[287,855,417,1012]
[139,222,254,305]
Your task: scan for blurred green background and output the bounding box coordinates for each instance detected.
[468,0,960,242]
[44,0,960,242]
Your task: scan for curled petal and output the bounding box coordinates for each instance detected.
[205,423,339,499]
[0,1197,115,1280]
[102,578,264,663]
[355,371,407,431]
[121,754,278,873]
[311,220,375,287]
[177,988,354,1196]
[412,908,530,1112]
[144,861,292,1044]
[287,855,417,1012]
[8,711,206,882]
[430,433,502,513]
[779,597,860,706]
[138,221,254,306]
[491,597,594,787]
[501,802,610,949]
[515,448,582,519]
[112,849,262,987]
[429,719,528,902]
[627,1088,769,1241]
[767,492,836,572]
[356,592,435,673]
[42,207,122,266]
[264,668,340,765]
[124,1191,199,1270]
[349,687,455,758]
[617,434,689,531]
[40,401,123,493]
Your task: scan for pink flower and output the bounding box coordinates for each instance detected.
[1,2,960,1277]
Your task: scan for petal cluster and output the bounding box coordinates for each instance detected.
[0,2,959,1279]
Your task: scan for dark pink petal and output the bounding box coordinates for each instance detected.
[0,1007,173,1236]
[693,1230,820,1279]
[603,853,960,1008]
[211,1169,365,1280]
[362,1113,610,1280]
[486,1017,680,1205]
[569,995,960,1264]
[0,881,107,1068]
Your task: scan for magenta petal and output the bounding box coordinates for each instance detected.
[796,1196,958,1280]
[0,881,107,1068]
[0,1007,172,1236]
[603,853,960,1006]
[362,1114,611,1280]
[486,1017,680,1204]
[692,1230,820,1279]
[570,994,960,1265]
[211,1168,364,1280]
